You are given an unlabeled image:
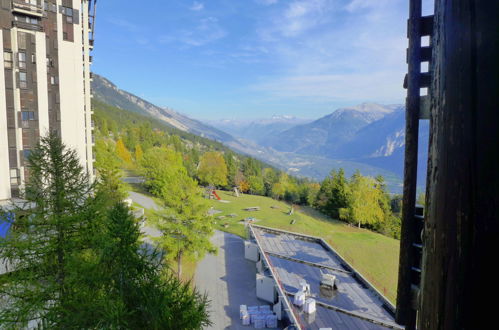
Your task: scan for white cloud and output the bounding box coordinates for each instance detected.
[108,18,140,32]
[190,1,204,11]
[160,17,227,47]
[258,0,333,39]
[256,0,279,5]
[250,71,404,103]
[247,0,408,105]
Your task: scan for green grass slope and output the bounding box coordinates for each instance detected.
[208,190,399,303]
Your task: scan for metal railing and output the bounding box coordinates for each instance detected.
[11,0,43,16]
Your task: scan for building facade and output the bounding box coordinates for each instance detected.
[0,0,95,201]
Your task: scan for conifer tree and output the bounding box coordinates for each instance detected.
[0,134,96,328]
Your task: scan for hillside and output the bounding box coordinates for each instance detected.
[92,74,235,143]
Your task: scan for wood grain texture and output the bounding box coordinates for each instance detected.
[419,0,499,328]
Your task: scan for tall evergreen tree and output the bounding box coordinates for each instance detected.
[0,134,96,328]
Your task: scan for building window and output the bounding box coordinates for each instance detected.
[50,76,58,85]
[4,51,13,68]
[19,72,27,89]
[18,52,26,69]
[65,8,73,23]
[10,169,20,186]
[21,111,36,121]
[43,0,56,12]
[15,14,39,25]
[18,32,27,49]
[23,149,32,161]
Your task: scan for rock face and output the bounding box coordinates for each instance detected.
[91,74,235,143]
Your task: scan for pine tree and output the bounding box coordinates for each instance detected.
[0,134,96,328]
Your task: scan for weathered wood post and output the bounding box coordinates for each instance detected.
[419,0,499,328]
[396,0,433,328]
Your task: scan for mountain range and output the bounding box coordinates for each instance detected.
[206,116,312,145]
[92,74,234,143]
[92,74,427,193]
[210,103,428,192]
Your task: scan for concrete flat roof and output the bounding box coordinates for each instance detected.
[249,225,403,330]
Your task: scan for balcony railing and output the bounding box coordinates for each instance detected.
[12,20,43,31]
[12,0,43,17]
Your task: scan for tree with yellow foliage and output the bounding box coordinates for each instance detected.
[197,151,228,187]
[135,144,143,162]
[116,138,132,163]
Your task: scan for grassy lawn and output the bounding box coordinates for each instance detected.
[208,190,400,303]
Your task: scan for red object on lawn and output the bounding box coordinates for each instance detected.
[212,191,221,200]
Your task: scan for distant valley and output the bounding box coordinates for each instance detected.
[209,104,429,193]
[92,74,427,193]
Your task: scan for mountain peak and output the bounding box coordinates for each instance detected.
[334,102,398,115]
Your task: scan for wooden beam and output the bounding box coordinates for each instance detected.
[420,15,434,36]
[396,1,422,328]
[419,0,499,328]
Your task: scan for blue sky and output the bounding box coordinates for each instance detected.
[93,0,433,120]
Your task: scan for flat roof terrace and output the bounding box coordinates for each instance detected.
[249,225,403,330]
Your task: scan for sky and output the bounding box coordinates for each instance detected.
[92,0,434,120]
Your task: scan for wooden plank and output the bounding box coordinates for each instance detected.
[396,0,423,328]
[419,0,499,328]
[420,72,431,87]
[420,15,434,36]
[421,46,432,62]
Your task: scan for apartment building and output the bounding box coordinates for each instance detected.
[0,0,96,201]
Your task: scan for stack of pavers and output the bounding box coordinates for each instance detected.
[240,305,278,328]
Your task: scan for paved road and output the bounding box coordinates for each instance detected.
[128,191,160,211]
[195,231,275,330]
[127,191,162,239]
